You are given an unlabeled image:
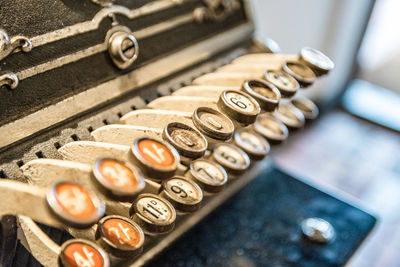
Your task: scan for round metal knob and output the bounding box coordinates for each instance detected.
[108,29,139,70]
[301,217,335,243]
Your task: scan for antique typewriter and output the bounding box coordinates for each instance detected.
[0,0,376,266]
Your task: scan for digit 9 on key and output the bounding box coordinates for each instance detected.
[130,137,180,180]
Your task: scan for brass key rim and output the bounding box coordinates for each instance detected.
[187,159,228,193]
[290,97,319,120]
[162,122,208,159]
[59,239,110,267]
[299,47,334,75]
[212,143,250,175]
[92,158,146,198]
[233,128,270,160]
[274,104,305,129]
[192,107,234,140]
[131,137,180,180]
[161,176,203,212]
[217,90,261,125]
[282,61,316,87]
[241,79,281,112]
[46,181,105,228]
[97,215,145,257]
[253,113,289,142]
[263,70,299,98]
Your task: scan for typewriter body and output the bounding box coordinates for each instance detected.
[0,0,375,266]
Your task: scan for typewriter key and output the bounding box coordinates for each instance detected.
[282,61,316,88]
[263,70,299,98]
[253,113,289,144]
[241,79,281,111]
[233,128,270,160]
[131,137,180,180]
[290,97,319,120]
[160,176,203,212]
[131,193,176,234]
[163,122,208,163]
[217,90,260,125]
[96,215,144,258]
[186,159,228,193]
[212,143,250,175]
[299,47,334,76]
[59,239,110,267]
[93,158,145,198]
[47,182,105,228]
[274,104,305,129]
[192,107,234,141]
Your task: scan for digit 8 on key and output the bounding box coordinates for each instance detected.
[130,137,180,180]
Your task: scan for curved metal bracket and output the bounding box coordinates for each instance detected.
[0,30,32,62]
[0,72,19,89]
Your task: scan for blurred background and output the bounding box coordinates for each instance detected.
[251,0,400,266]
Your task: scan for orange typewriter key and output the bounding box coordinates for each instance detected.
[59,239,109,267]
[93,158,145,198]
[96,215,145,258]
[131,137,180,180]
[47,182,105,228]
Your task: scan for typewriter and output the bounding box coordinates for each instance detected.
[0,0,376,266]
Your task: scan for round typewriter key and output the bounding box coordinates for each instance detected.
[96,215,144,258]
[241,79,281,112]
[233,128,270,160]
[93,159,145,198]
[47,182,105,228]
[217,90,260,125]
[186,159,228,193]
[299,47,334,76]
[160,176,203,212]
[192,107,234,141]
[131,193,176,234]
[253,113,289,144]
[301,217,335,243]
[212,143,250,175]
[282,61,316,88]
[131,137,180,180]
[59,239,109,267]
[163,122,208,163]
[274,104,305,130]
[290,97,319,120]
[263,70,299,98]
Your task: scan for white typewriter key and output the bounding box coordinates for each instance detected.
[131,193,176,234]
[299,47,334,76]
[93,158,145,198]
[253,113,289,144]
[162,122,208,164]
[212,143,250,175]
[282,61,316,88]
[192,107,234,144]
[241,79,281,112]
[160,176,203,212]
[59,239,110,267]
[233,128,270,160]
[263,70,299,98]
[217,90,260,125]
[131,137,180,180]
[301,217,335,243]
[96,215,145,258]
[290,97,319,120]
[274,104,305,129]
[186,159,228,193]
[46,182,105,228]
